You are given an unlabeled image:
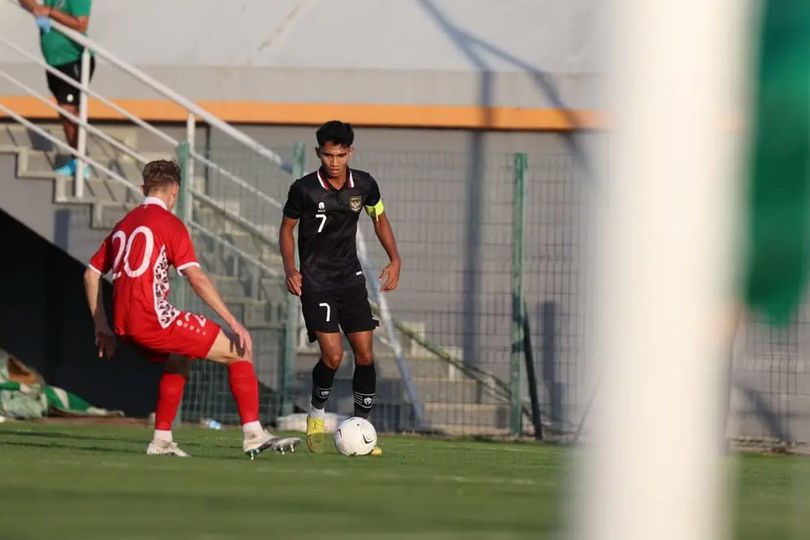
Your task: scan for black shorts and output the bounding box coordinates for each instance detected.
[46,57,96,105]
[301,283,379,342]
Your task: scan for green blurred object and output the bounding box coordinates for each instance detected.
[745,0,810,324]
[0,377,123,419]
[0,354,123,419]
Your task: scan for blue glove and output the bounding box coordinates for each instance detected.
[36,16,50,34]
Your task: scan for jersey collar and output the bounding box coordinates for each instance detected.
[142,196,168,210]
[317,168,354,191]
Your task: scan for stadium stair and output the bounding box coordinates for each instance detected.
[0,121,511,436]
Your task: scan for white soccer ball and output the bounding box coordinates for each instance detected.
[334,417,377,456]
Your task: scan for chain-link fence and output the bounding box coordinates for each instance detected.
[176,131,810,443]
[177,136,594,436]
[348,149,591,436]
[733,308,810,444]
[179,141,296,426]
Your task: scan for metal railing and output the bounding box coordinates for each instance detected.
[0,0,436,430]
[0,0,298,416]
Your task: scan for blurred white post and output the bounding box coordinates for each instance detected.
[74,47,90,197]
[579,0,748,539]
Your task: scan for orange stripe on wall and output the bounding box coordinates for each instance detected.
[0,95,602,131]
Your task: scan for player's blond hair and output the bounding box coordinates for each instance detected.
[142,160,181,193]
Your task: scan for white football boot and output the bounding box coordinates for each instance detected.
[146,439,190,457]
[243,429,301,460]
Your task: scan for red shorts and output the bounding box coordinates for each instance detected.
[120,311,221,363]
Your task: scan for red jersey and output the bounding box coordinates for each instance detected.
[88,197,200,338]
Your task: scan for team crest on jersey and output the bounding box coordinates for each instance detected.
[318,201,326,213]
[349,196,362,212]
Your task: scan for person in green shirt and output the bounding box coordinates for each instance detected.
[21,0,94,177]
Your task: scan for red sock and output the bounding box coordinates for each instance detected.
[228,361,260,425]
[155,373,186,430]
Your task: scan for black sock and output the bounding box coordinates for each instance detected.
[311,360,337,409]
[352,363,376,418]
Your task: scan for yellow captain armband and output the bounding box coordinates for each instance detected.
[365,199,385,221]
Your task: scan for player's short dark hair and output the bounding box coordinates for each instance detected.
[142,160,181,192]
[316,120,354,147]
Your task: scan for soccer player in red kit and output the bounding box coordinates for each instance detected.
[83,160,299,458]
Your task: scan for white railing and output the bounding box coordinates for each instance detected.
[0,100,140,196]
[0,0,429,429]
[0,66,147,165]
[0,101,270,284]
[74,48,89,191]
[2,0,290,200]
[0,1,290,270]
[0,5,287,292]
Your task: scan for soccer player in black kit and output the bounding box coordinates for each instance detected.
[279,121,401,455]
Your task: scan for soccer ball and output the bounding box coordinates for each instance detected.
[334,417,377,456]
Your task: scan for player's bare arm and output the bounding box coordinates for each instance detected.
[279,215,302,296]
[82,267,116,359]
[28,3,90,32]
[183,265,253,357]
[372,212,401,291]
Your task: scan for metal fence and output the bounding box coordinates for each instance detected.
[179,143,297,426]
[177,136,593,436]
[349,149,591,436]
[732,308,810,444]
[177,133,810,443]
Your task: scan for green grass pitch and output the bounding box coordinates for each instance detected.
[1,422,809,539]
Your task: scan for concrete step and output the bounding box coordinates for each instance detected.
[93,201,137,229]
[210,275,247,298]
[260,278,288,304]
[221,295,288,327]
[2,123,138,173]
[54,174,135,203]
[222,231,260,253]
[193,205,279,254]
[427,423,511,437]
[252,327,283,355]
[410,377,501,404]
[195,247,224,274]
[294,348,462,379]
[422,402,509,430]
[13,147,58,179]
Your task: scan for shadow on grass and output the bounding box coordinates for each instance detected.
[0,429,145,444]
[1,439,143,455]
[0,431,253,460]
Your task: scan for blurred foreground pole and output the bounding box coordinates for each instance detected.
[578,0,748,539]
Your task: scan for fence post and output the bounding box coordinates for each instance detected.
[169,140,192,426]
[74,47,91,197]
[185,114,196,207]
[510,153,528,436]
[280,141,305,416]
[175,140,192,239]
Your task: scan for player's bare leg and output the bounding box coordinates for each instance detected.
[307,331,344,453]
[347,331,382,456]
[147,355,191,457]
[53,104,91,178]
[205,329,300,458]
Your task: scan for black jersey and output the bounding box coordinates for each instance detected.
[283,168,383,291]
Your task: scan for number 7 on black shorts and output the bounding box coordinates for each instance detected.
[300,283,378,343]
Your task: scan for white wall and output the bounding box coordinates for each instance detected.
[0,0,605,107]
